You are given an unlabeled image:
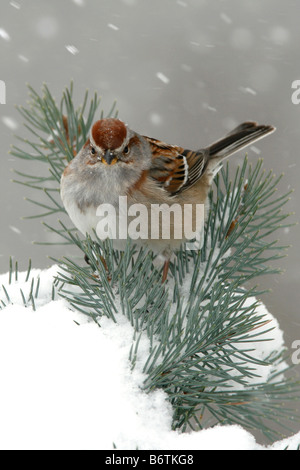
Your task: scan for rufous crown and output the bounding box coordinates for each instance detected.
[90,118,127,151]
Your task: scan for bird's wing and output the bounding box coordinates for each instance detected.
[144,136,207,195]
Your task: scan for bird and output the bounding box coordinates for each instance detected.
[60,118,275,281]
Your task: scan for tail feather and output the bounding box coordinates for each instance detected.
[207,122,275,161]
[225,121,260,136]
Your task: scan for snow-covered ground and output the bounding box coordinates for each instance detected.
[0,265,299,450]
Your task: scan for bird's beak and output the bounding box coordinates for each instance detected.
[102,150,118,165]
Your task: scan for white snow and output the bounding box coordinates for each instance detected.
[149,112,163,126]
[9,225,21,235]
[0,28,11,41]
[181,64,192,72]
[177,0,188,7]
[250,145,261,155]
[239,86,257,96]
[65,45,79,55]
[121,0,137,6]
[268,26,291,46]
[202,102,217,112]
[18,54,29,63]
[156,72,170,85]
[9,1,21,9]
[72,0,85,6]
[0,265,298,450]
[108,23,119,31]
[220,13,232,24]
[2,116,19,130]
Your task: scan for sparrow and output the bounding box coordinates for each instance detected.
[60,119,275,281]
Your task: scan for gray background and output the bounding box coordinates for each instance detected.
[0,0,299,442]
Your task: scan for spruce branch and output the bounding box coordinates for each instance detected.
[10,82,299,441]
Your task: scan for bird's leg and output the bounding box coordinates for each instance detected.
[84,248,111,281]
[226,183,248,238]
[162,259,170,283]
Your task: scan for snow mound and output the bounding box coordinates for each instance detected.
[0,265,298,450]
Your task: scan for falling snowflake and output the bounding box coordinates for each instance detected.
[121,0,137,6]
[149,113,163,126]
[72,0,85,5]
[181,64,192,72]
[0,28,10,41]
[18,54,29,63]
[220,13,232,24]
[65,45,79,55]
[10,1,21,9]
[202,103,217,112]
[177,0,188,6]
[156,72,170,84]
[239,86,257,96]
[268,26,291,46]
[2,116,19,130]
[108,23,119,31]
[250,146,261,155]
[9,226,21,235]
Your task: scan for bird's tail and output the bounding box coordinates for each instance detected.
[206,121,275,162]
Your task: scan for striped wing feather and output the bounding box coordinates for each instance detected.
[144,136,207,195]
[143,122,275,195]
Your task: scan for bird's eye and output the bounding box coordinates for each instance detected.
[91,147,96,155]
[123,146,129,155]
